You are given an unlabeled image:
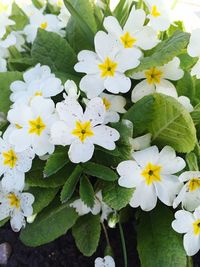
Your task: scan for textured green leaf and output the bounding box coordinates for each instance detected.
[10,3,28,30]
[79,176,95,208]
[127,31,190,77]
[31,29,77,74]
[0,218,9,227]
[60,165,82,202]
[0,72,23,113]
[72,214,101,256]
[186,152,199,171]
[83,162,118,181]
[102,182,134,210]
[137,204,187,267]
[44,149,68,177]
[20,200,78,247]
[191,103,200,125]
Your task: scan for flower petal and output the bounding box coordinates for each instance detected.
[104,73,131,94]
[74,50,100,74]
[68,140,94,163]
[131,79,155,103]
[80,74,104,99]
[133,146,159,168]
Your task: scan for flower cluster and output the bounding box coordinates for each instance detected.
[1,0,200,265]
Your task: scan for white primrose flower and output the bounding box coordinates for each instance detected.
[95,256,116,267]
[131,57,184,103]
[0,12,15,39]
[70,191,113,222]
[23,10,65,43]
[117,146,186,211]
[64,80,80,99]
[51,97,120,163]
[74,31,142,99]
[187,29,200,79]
[173,171,200,211]
[7,96,56,156]
[172,207,200,256]
[10,64,63,105]
[103,6,159,52]
[0,181,34,232]
[144,0,171,31]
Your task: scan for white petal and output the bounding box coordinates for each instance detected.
[2,172,25,192]
[159,57,184,81]
[191,58,200,79]
[40,77,63,97]
[148,16,170,32]
[183,190,200,212]
[74,50,100,74]
[70,199,91,216]
[188,29,200,57]
[84,97,105,126]
[103,16,122,37]
[131,80,155,103]
[155,79,178,98]
[130,133,152,151]
[10,211,25,232]
[30,96,55,117]
[133,146,159,168]
[135,26,159,50]
[172,210,194,233]
[50,121,74,146]
[183,232,200,256]
[173,185,187,209]
[32,134,55,156]
[178,96,194,112]
[80,74,104,99]
[116,48,142,72]
[124,6,146,32]
[16,149,35,173]
[68,140,94,163]
[0,203,11,221]
[20,193,34,216]
[104,73,131,94]
[9,129,32,152]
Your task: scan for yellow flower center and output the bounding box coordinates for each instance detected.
[120,32,137,48]
[40,22,48,29]
[2,149,18,168]
[193,219,200,235]
[98,57,118,78]
[189,178,200,192]
[28,116,46,136]
[71,121,94,142]
[141,162,161,185]
[145,67,163,84]
[34,91,42,96]
[7,193,20,209]
[151,5,161,17]
[102,97,111,111]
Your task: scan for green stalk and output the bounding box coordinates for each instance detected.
[119,221,128,267]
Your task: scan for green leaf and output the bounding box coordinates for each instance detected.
[31,29,77,74]
[124,94,196,153]
[29,187,59,214]
[44,149,68,177]
[79,176,95,208]
[127,31,190,77]
[191,103,200,125]
[20,200,78,247]
[72,214,101,256]
[102,182,134,210]
[137,204,187,267]
[0,72,23,113]
[82,162,118,181]
[10,3,29,31]
[0,218,9,227]
[113,0,134,26]
[186,152,199,171]
[60,165,82,202]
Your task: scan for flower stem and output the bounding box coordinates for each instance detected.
[101,222,111,247]
[119,221,128,267]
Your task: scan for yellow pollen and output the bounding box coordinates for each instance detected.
[145,67,163,84]
[7,193,20,209]
[15,124,22,129]
[34,91,42,96]
[3,149,18,168]
[40,22,47,29]
[189,178,200,192]
[98,57,118,78]
[28,116,46,136]
[193,219,200,235]
[141,162,161,185]
[102,97,111,111]
[57,0,63,7]
[151,5,161,17]
[120,32,137,48]
[71,121,94,142]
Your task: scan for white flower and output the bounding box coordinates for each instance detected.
[187,29,200,79]
[0,12,15,39]
[131,57,184,103]
[173,171,200,211]
[74,31,142,99]
[0,135,34,177]
[10,64,63,105]
[144,0,171,31]
[70,191,113,222]
[172,207,200,256]
[95,256,116,267]
[23,10,65,43]
[64,80,79,99]
[7,96,56,156]
[117,146,185,211]
[103,6,159,51]
[0,181,34,232]
[51,97,120,163]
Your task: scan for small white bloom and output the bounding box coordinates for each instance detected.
[51,97,120,163]
[172,207,200,256]
[144,0,171,31]
[131,57,184,103]
[95,256,116,267]
[0,12,15,39]
[74,31,142,98]
[103,6,159,51]
[0,182,34,232]
[70,191,113,222]
[130,133,152,151]
[7,96,56,156]
[187,29,200,79]
[117,146,185,211]
[64,80,80,99]
[173,171,200,211]
[24,9,65,43]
